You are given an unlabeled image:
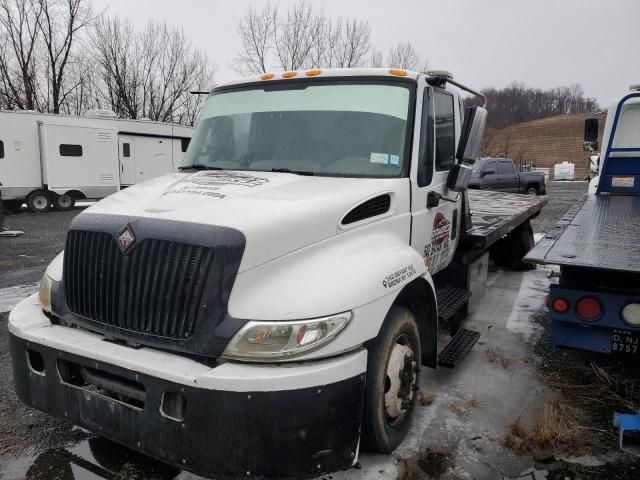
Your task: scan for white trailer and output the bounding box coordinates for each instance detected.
[0,111,192,212]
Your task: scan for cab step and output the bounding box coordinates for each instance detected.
[437,328,481,368]
[436,286,471,321]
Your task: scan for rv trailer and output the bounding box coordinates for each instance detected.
[0,110,193,212]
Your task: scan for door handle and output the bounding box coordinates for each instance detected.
[427,191,440,208]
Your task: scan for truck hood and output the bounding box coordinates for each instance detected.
[83,171,407,272]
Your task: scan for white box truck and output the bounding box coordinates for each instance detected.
[0,111,193,212]
[9,68,546,478]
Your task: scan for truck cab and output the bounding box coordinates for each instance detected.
[9,68,544,478]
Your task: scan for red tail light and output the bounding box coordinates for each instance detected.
[576,297,602,321]
[551,298,569,313]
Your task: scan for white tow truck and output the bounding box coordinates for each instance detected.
[9,68,545,478]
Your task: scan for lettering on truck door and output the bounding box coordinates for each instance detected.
[410,82,461,275]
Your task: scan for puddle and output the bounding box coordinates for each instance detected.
[1,437,180,480]
[0,282,39,313]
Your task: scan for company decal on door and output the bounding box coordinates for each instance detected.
[424,212,451,274]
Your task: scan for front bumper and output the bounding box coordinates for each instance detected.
[10,295,367,479]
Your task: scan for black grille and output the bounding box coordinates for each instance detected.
[64,230,214,339]
[342,195,391,225]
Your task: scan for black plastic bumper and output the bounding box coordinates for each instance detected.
[10,333,366,479]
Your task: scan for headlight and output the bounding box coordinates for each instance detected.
[222,312,351,362]
[39,273,53,313]
[622,303,640,326]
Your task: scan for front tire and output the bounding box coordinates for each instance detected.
[53,193,75,211]
[363,306,421,453]
[26,190,51,213]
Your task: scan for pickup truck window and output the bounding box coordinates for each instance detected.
[418,88,434,187]
[486,161,497,174]
[434,91,455,171]
[498,161,515,175]
[184,81,413,178]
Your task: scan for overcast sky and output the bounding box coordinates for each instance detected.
[91,0,639,107]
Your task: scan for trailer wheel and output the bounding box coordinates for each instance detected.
[1,200,23,214]
[26,191,51,213]
[363,306,421,453]
[53,193,75,211]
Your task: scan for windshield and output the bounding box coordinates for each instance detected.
[182,80,413,177]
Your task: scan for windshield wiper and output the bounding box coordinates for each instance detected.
[271,167,314,176]
[178,164,225,171]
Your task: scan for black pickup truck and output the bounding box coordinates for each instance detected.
[468,157,546,195]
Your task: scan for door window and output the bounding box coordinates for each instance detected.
[417,89,434,187]
[0,140,4,158]
[498,161,515,175]
[122,143,131,158]
[486,161,497,174]
[434,91,455,171]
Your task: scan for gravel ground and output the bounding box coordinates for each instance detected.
[0,183,594,479]
[0,207,83,288]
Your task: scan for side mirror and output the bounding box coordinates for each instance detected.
[447,162,473,192]
[456,106,488,164]
[584,118,599,151]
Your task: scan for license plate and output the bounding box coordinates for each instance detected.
[611,331,640,354]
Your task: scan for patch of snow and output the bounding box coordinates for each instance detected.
[0,282,39,313]
[534,233,544,244]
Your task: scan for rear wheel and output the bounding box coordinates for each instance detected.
[53,193,75,211]
[526,187,538,196]
[363,306,421,453]
[26,190,51,213]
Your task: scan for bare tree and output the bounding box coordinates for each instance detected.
[323,18,370,68]
[387,41,420,70]
[232,2,277,75]
[92,16,215,123]
[369,48,383,68]
[37,0,95,113]
[0,0,43,110]
[273,1,321,70]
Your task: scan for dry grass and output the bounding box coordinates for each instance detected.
[448,401,467,416]
[502,397,587,454]
[466,396,480,409]
[419,391,437,406]
[485,346,517,369]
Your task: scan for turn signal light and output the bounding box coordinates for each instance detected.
[576,297,602,321]
[551,298,569,314]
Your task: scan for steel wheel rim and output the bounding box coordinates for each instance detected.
[33,195,49,210]
[58,195,72,208]
[383,334,417,426]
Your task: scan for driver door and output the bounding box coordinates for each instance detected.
[410,81,461,275]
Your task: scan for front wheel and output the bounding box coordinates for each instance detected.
[362,306,421,453]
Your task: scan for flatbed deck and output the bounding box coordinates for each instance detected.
[465,190,547,250]
[525,194,640,273]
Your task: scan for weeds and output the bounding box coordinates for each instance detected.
[485,346,517,369]
[502,397,587,454]
[419,391,437,406]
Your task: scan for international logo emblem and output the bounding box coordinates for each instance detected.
[117,225,136,252]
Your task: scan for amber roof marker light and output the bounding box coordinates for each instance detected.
[305,69,322,77]
[260,73,274,80]
[282,71,298,79]
[389,69,408,77]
